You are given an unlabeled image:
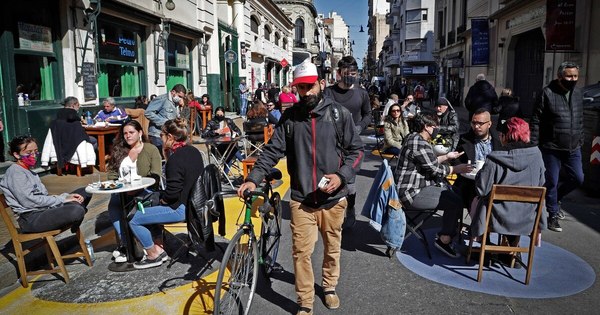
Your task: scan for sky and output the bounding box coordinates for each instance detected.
[314,0,370,67]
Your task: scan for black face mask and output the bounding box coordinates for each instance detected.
[429,127,440,139]
[215,115,225,122]
[300,91,323,109]
[560,79,577,91]
[341,75,358,87]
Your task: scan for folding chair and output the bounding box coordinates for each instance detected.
[402,207,438,259]
[466,185,546,285]
[373,125,397,162]
[243,120,271,157]
[0,194,93,287]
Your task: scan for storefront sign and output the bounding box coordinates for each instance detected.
[507,7,545,29]
[546,0,576,51]
[401,65,435,76]
[471,19,489,65]
[224,49,237,64]
[18,22,53,53]
[81,62,97,101]
[280,58,289,68]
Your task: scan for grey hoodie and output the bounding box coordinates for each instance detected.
[471,144,547,236]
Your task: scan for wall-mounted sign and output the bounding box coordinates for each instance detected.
[280,58,289,68]
[224,49,237,64]
[18,22,53,53]
[546,0,576,51]
[471,18,489,65]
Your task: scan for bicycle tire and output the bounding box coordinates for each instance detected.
[260,191,282,276]
[213,228,258,315]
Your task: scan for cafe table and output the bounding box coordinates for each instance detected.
[84,124,120,172]
[86,177,156,272]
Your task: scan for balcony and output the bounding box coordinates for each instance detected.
[294,40,307,49]
[390,4,401,16]
[384,55,401,67]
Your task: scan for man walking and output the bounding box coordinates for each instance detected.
[239,79,249,118]
[531,61,584,232]
[324,55,370,229]
[465,73,498,119]
[238,61,363,315]
[145,84,186,155]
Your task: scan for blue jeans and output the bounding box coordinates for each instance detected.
[240,97,248,116]
[540,147,584,216]
[129,203,185,249]
[149,135,164,158]
[108,190,151,240]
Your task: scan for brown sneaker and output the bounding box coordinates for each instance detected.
[324,291,340,309]
[296,306,313,315]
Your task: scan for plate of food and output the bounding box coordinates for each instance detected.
[99,181,124,190]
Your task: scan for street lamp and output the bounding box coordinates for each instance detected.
[165,0,175,10]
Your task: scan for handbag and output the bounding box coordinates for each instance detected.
[126,191,161,220]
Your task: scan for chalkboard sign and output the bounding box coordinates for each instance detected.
[82,62,97,101]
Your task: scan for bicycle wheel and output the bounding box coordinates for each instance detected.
[261,192,282,276]
[213,228,259,315]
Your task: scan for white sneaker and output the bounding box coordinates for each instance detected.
[114,253,127,263]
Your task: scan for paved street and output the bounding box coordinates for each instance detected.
[1,127,599,314]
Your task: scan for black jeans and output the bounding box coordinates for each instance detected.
[18,188,92,233]
[406,185,463,237]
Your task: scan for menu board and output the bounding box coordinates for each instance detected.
[81,62,97,101]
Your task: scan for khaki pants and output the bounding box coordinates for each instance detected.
[289,198,347,308]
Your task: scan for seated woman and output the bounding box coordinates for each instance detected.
[202,106,244,175]
[129,118,204,269]
[107,120,162,262]
[0,136,92,233]
[395,113,472,258]
[471,117,546,251]
[382,103,409,156]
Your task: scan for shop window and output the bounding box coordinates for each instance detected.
[14,52,56,101]
[166,36,192,90]
[97,16,145,98]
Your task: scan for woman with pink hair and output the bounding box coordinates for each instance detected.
[470,117,547,265]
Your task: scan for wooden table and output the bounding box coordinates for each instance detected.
[199,109,212,129]
[85,125,120,172]
[85,177,156,272]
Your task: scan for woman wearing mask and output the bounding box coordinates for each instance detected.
[395,113,472,258]
[202,107,244,176]
[107,120,162,262]
[0,136,93,233]
[129,118,204,269]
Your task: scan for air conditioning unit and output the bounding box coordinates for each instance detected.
[301,38,307,44]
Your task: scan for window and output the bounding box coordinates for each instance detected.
[9,1,60,103]
[250,16,259,34]
[406,39,425,51]
[295,18,305,45]
[274,32,280,46]
[166,36,192,89]
[97,15,145,98]
[283,38,288,50]
[264,25,271,41]
[422,9,428,21]
[406,9,421,23]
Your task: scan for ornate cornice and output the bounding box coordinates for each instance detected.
[273,0,318,17]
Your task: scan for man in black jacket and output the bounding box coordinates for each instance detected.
[238,61,363,314]
[453,108,501,209]
[465,73,498,120]
[531,61,584,233]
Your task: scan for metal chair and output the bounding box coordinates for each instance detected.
[466,185,546,285]
[0,194,93,287]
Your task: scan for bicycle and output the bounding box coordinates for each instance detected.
[213,168,283,315]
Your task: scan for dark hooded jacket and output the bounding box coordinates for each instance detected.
[530,79,583,150]
[465,80,498,114]
[471,143,547,237]
[246,96,364,208]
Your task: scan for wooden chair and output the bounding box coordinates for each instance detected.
[189,107,197,136]
[466,185,546,285]
[0,195,93,287]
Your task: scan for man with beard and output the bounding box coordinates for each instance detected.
[238,61,363,315]
[324,55,370,229]
[453,108,501,209]
[434,97,460,151]
[531,61,584,233]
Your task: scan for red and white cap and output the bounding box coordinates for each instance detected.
[291,61,319,86]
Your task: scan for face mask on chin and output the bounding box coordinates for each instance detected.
[172,95,181,104]
[560,79,577,91]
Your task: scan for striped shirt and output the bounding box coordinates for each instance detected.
[394,132,451,205]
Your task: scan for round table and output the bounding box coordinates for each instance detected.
[86,177,156,271]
